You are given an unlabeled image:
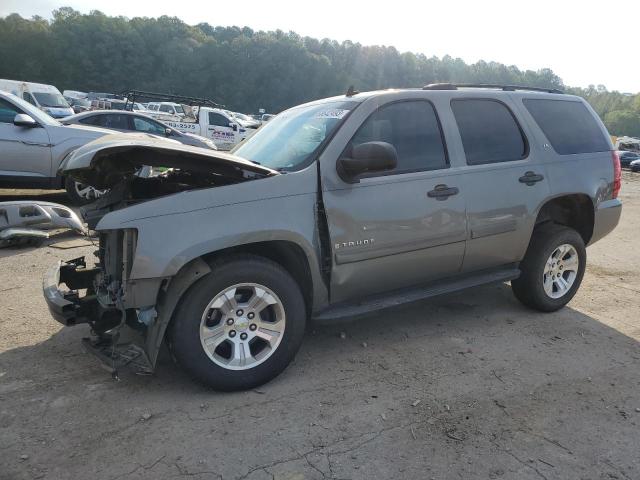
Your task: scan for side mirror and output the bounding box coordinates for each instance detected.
[230,122,238,132]
[338,141,397,182]
[13,113,38,128]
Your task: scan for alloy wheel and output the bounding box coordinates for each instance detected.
[542,243,579,299]
[199,283,286,370]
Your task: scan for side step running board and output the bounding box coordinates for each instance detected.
[313,267,520,322]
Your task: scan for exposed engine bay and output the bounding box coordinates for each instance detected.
[44,134,279,376]
[81,168,244,229]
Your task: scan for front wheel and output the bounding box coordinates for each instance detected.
[168,255,306,391]
[512,224,586,312]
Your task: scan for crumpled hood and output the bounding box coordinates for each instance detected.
[59,133,278,189]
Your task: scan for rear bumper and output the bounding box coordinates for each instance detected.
[589,198,622,246]
[42,257,99,326]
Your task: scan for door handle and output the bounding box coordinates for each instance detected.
[427,184,459,200]
[519,171,544,186]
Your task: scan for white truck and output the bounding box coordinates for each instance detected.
[0,79,74,118]
[162,107,257,150]
[123,92,259,150]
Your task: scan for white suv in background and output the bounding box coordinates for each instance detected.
[0,91,114,204]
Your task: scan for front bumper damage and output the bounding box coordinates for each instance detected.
[0,201,85,248]
[43,257,99,326]
[43,256,153,377]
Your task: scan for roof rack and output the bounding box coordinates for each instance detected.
[422,83,563,94]
[121,90,224,110]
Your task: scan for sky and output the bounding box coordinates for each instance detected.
[1,0,638,93]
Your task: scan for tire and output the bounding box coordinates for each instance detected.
[512,224,586,312]
[168,255,307,391]
[64,177,106,205]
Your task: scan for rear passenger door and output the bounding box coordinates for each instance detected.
[450,97,551,272]
[322,99,467,303]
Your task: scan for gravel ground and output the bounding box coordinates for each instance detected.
[1,174,639,480]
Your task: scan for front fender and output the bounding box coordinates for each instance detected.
[126,193,320,280]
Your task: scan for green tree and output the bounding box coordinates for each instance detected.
[604,110,640,137]
[0,8,636,116]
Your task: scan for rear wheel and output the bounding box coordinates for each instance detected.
[168,255,306,391]
[64,177,106,205]
[512,224,586,312]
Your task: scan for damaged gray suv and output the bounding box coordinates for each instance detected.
[44,84,622,391]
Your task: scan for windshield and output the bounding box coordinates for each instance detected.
[32,92,70,108]
[233,101,356,171]
[175,105,184,114]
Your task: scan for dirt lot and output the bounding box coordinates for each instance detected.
[1,175,639,480]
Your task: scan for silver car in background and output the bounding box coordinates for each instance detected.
[61,110,217,150]
[0,91,114,204]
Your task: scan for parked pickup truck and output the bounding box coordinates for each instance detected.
[43,84,622,391]
[160,106,256,150]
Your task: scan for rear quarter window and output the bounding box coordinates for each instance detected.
[523,99,610,155]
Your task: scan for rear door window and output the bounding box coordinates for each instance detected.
[79,114,104,126]
[451,99,527,165]
[523,99,610,155]
[348,100,448,174]
[101,114,130,130]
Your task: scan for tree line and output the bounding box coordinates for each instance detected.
[0,7,638,136]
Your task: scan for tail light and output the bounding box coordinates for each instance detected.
[611,151,621,199]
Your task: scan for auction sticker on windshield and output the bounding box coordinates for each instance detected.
[313,109,349,119]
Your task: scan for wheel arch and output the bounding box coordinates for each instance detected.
[533,193,595,245]
[201,240,315,318]
[143,239,321,368]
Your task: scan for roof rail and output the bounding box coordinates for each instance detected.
[121,90,224,110]
[422,83,563,94]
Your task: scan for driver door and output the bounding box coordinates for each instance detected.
[207,112,237,150]
[0,98,52,182]
[321,100,467,303]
